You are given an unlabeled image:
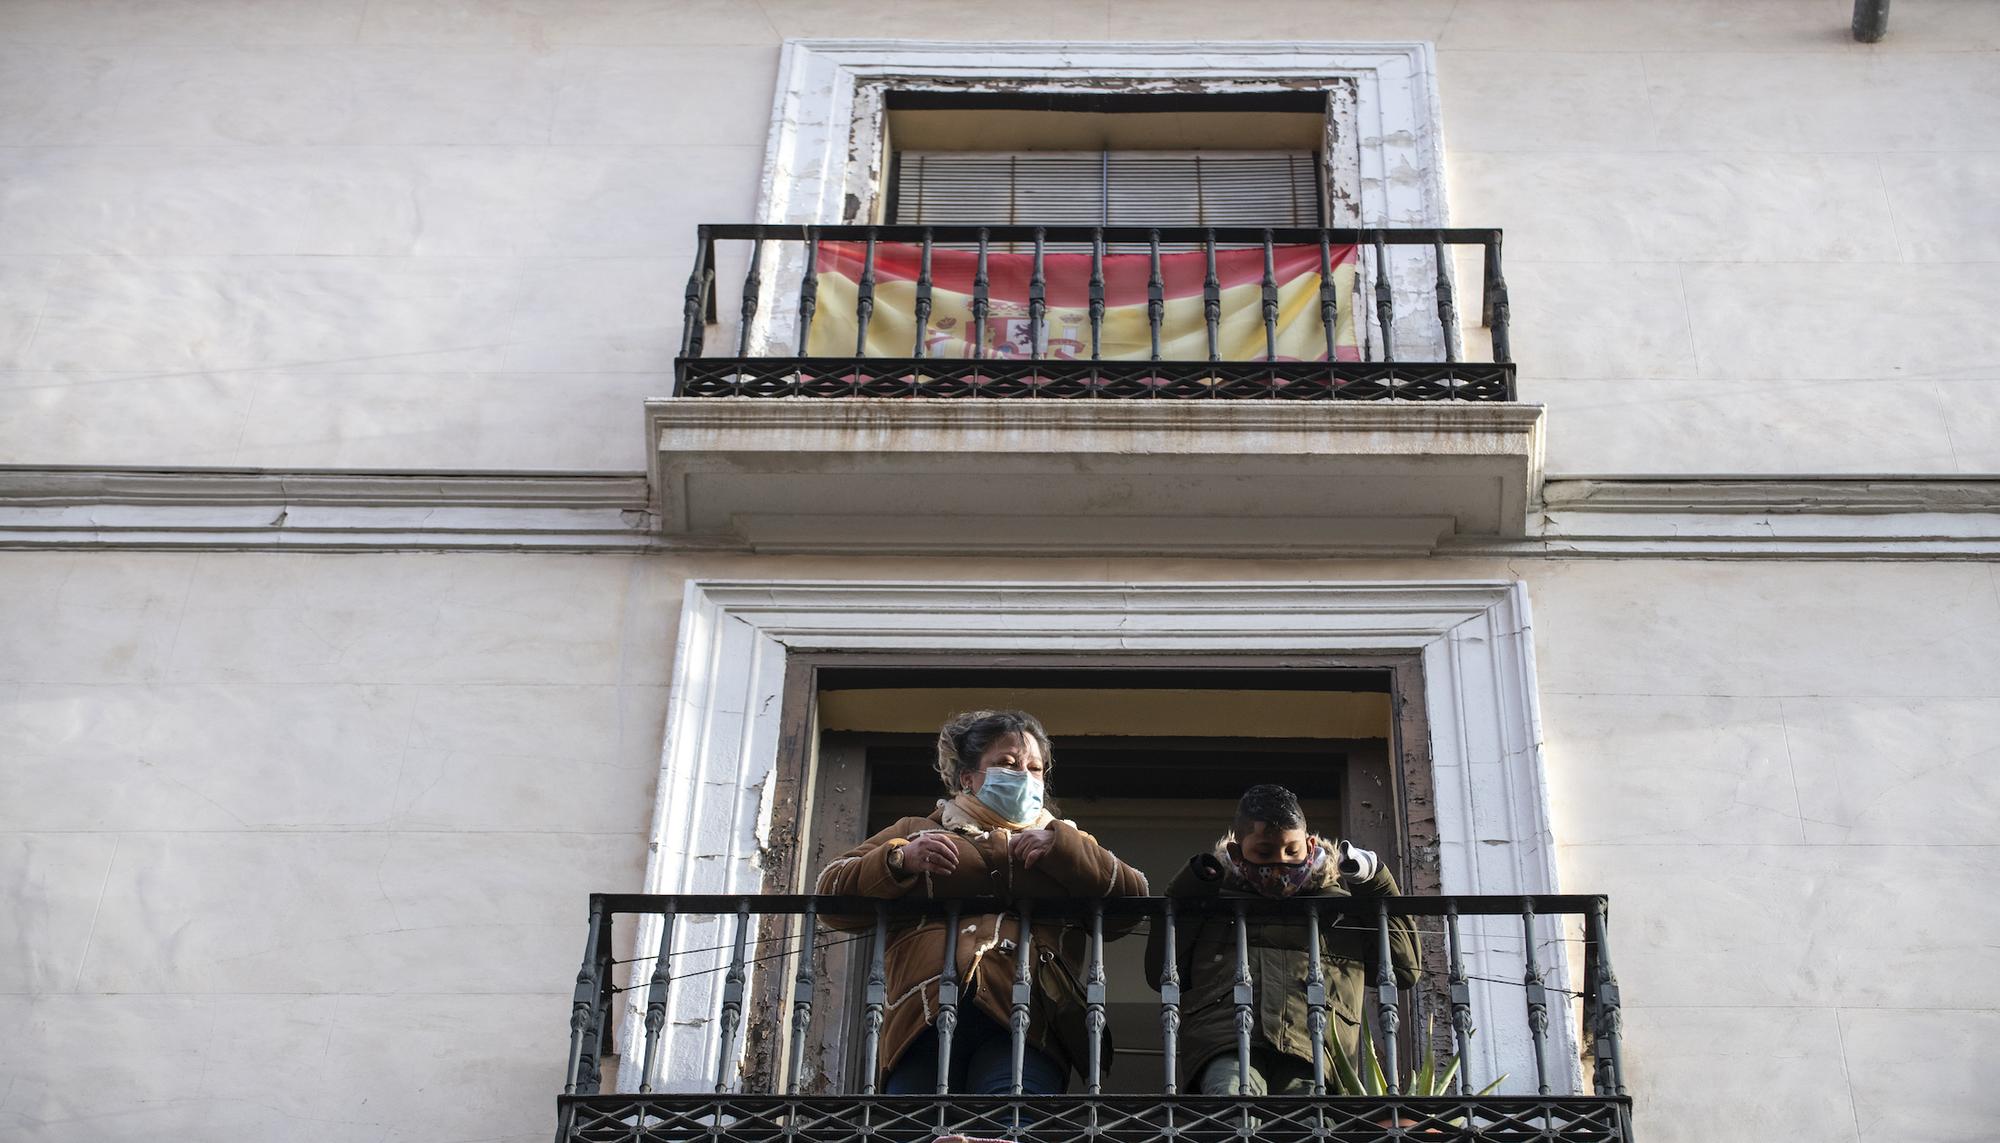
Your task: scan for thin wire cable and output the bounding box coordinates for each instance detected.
[607,931,878,995]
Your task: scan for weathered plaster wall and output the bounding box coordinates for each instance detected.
[0,551,681,1142]
[0,0,1996,473]
[3,2,1998,1142]
[5,550,2000,1140]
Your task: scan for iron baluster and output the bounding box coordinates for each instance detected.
[1523,900,1552,1096]
[712,900,751,1093]
[1318,232,1340,368]
[1433,235,1458,364]
[1590,898,1628,1097]
[1089,229,1106,362]
[1485,234,1512,365]
[1146,229,1165,362]
[1202,228,1222,363]
[1159,898,1182,1094]
[860,902,888,1094]
[1375,899,1401,1095]
[784,901,817,1095]
[638,903,678,1094]
[579,907,614,1095]
[970,229,990,360]
[679,228,711,359]
[852,231,878,357]
[563,898,607,1095]
[1260,229,1280,362]
[1028,227,1047,362]
[1085,899,1108,1094]
[736,239,764,358]
[795,227,819,358]
[913,228,934,362]
[1304,899,1328,1095]
[1009,902,1035,1097]
[1446,900,1475,1095]
[792,227,817,397]
[1232,898,1254,1094]
[1372,231,1395,363]
[935,902,961,1095]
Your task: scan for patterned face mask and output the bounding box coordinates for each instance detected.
[1231,838,1326,898]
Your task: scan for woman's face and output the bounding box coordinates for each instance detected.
[962,731,1047,794]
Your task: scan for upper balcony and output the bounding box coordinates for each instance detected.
[647,225,1545,557]
[554,892,1631,1143]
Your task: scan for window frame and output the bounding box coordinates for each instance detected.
[741,41,1453,361]
[744,648,1437,1094]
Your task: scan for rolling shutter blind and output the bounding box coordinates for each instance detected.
[890,151,1323,227]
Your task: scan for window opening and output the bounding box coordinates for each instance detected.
[788,665,1409,1096]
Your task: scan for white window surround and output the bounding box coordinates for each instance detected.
[743,38,1453,359]
[620,579,1579,1097]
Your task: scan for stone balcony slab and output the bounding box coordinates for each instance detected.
[645,397,1546,556]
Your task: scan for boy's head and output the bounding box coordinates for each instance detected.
[1229,783,1313,866]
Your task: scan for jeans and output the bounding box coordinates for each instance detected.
[884,1008,1070,1096]
[1196,1049,1318,1096]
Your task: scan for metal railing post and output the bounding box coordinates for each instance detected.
[638,903,678,1093]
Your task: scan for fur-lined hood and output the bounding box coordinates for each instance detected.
[1204,832,1345,894]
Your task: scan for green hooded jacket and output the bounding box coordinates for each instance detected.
[1142,836,1422,1091]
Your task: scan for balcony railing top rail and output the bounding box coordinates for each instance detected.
[556,892,1628,1143]
[673,223,1515,402]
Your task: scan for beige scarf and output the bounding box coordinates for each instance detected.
[936,791,1055,833]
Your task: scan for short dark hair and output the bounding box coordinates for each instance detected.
[934,709,1054,795]
[1235,783,1306,836]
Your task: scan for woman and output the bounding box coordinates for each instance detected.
[815,709,1149,1095]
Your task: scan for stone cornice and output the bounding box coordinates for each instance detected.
[1542,475,2000,514]
[1464,474,2000,560]
[3,466,1999,557]
[0,466,668,552]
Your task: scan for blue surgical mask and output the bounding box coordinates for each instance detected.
[973,767,1044,825]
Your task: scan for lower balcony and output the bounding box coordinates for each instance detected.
[554,894,1632,1143]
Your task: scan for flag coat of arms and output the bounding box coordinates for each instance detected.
[806,241,1360,362]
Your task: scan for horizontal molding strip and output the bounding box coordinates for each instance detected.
[0,467,670,553]
[1470,475,2000,560]
[3,467,2000,557]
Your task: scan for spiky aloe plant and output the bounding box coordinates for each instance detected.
[1327,1010,1506,1099]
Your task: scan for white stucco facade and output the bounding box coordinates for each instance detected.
[4,3,2000,1142]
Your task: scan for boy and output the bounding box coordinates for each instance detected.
[1144,783,1421,1095]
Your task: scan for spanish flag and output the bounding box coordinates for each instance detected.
[807,241,1359,362]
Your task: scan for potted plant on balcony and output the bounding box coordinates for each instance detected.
[1330,1013,1506,1133]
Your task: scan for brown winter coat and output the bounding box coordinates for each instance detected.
[815,803,1150,1086]
[1143,837,1421,1091]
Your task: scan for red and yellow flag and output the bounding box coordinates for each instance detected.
[806,241,1359,362]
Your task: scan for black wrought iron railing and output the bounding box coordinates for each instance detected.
[673,225,1515,401]
[555,893,1629,1143]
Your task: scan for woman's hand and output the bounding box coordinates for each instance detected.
[1009,827,1057,869]
[898,832,960,876]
